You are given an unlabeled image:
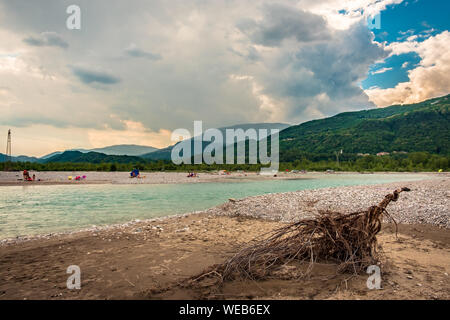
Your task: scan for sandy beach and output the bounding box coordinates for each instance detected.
[0,176,448,300]
[0,170,272,186]
[0,170,442,186]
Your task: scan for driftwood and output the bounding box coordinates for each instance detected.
[186,187,410,287]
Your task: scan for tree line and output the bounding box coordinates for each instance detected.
[1,152,448,172]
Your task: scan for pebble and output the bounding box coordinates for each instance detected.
[207,178,450,228]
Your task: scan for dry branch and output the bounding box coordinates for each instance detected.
[186,187,410,287]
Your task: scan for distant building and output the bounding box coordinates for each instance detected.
[376,152,390,156]
[357,153,370,157]
[392,151,408,154]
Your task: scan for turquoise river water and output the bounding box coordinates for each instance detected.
[0,173,431,239]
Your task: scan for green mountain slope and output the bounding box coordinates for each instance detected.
[44,151,143,164]
[40,144,158,159]
[279,94,450,160]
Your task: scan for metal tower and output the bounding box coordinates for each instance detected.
[4,129,11,170]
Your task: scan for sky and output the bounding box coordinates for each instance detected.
[0,0,449,157]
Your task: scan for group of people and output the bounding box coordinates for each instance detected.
[187,172,198,178]
[22,169,36,181]
[68,175,86,181]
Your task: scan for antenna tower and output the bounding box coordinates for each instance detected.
[4,129,11,170]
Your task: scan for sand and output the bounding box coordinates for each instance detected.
[0,170,440,186]
[0,214,448,300]
[0,170,275,185]
[0,175,448,300]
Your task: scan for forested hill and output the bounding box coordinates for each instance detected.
[279,94,450,160]
[43,151,144,164]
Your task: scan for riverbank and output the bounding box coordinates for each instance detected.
[0,170,249,185]
[0,170,445,186]
[0,178,448,299]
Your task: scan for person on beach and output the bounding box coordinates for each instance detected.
[130,169,140,178]
[23,170,32,181]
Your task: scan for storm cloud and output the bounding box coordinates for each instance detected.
[23,32,69,48]
[71,66,120,85]
[237,4,331,47]
[0,0,410,155]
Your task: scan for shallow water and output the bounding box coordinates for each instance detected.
[0,173,431,239]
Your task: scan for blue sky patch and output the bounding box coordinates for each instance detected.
[362,52,422,89]
[362,0,449,90]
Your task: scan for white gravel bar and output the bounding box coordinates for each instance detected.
[206,177,450,228]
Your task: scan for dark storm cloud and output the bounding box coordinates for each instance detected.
[237,4,331,47]
[71,66,121,85]
[124,45,162,61]
[255,22,390,120]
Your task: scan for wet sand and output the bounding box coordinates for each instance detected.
[0,213,448,300]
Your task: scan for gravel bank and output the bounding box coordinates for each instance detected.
[206,177,450,228]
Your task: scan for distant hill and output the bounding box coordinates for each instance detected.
[40,144,159,159]
[39,151,64,160]
[89,144,158,156]
[278,94,450,160]
[0,154,40,163]
[43,151,144,164]
[142,123,290,160]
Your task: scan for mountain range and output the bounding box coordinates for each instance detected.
[141,123,290,160]
[1,144,159,163]
[0,124,290,163]
[40,144,159,159]
[2,95,449,164]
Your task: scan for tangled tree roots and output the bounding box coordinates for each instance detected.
[188,187,410,287]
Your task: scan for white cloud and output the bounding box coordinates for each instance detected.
[365,31,450,107]
[371,67,392,74]
[302,0,404,30]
